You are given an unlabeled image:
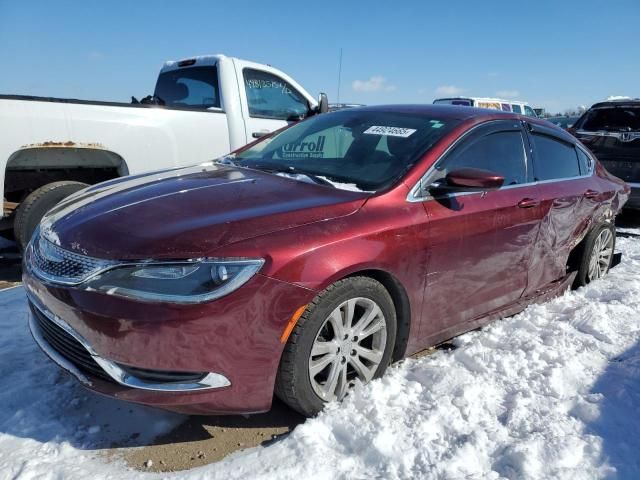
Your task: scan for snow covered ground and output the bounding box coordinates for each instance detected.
[1,232,639,479]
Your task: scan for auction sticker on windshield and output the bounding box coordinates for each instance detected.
[363,126,417,137]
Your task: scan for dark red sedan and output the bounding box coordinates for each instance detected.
[23,105,629,417]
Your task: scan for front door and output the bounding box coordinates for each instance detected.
[418,120,542,339]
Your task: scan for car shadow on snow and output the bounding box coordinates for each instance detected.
[583,339,640,478]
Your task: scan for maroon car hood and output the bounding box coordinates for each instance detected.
[40,164,368,260]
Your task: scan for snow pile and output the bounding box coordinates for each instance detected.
[0,234,639,479]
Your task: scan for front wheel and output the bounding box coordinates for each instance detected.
[275,277,396,417]
[573,223,616,287]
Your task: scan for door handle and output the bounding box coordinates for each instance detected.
[583,189,600,199]
[517,198,540,208]
[252,131,269,139]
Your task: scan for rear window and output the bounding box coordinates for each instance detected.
[154,66,220,109]
[578,106,640,131]
[531,133,580,181]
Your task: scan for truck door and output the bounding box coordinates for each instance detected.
[232,59,313,144]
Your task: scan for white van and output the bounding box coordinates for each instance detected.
[433,97,538,117]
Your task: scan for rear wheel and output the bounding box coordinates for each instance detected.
[14,181,88,248]
[275,277,396,417]
[573,223,616,287]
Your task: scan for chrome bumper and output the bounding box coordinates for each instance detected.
[27,292,231,392]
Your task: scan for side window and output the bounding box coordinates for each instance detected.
[530,133,580,180]
[434,130,527,186]
[524,106,536,117]
[576,148,593,175]
[243,69,309,120]
[511,104,523,114]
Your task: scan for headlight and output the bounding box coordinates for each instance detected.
[84,259,264,304]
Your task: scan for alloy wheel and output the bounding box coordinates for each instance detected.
[308,297,387,401]
[587,228,614,281]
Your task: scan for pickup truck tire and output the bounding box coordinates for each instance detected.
[15,181,88,248]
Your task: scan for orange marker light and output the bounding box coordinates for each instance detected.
[280,304,308,343]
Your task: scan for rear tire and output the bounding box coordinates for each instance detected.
[573,222,616,288]
[275,276,396,417]
[14,181,88,248]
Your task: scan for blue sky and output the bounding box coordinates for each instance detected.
[1,0,638,114]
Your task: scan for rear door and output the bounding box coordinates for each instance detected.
[232,59,313,143]
[522,123,599,294]
[418,120,541,337]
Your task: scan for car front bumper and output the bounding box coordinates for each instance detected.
[23,271,315,415]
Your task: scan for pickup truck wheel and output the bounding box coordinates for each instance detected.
[14,181,88,248]
[275,277,396,417]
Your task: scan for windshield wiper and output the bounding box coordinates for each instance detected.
[248,164,334,187]
[216,156,238,166]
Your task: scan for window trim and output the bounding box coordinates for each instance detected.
[407,120,531,202]
[407,120,596,203]
[242,67,310,121]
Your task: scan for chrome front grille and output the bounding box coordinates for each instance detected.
[27,232,115,285]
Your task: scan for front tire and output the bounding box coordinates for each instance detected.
[14,181,88,248]
[275,276,396,417]
[573,222,616,287]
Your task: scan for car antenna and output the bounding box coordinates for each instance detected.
[336,47,343,105]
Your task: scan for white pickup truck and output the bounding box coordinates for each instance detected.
[0,54,327,246]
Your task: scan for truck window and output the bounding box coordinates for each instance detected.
[511,104,523,114]
[243,69,309,120]
[524,106,537,117]
[154,66,221,109]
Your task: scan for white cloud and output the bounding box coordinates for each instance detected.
[496,90,520,99]
[435,85,465,96]
[352,76,396,93]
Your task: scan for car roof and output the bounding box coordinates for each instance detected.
[347,104,574,143]
[590,99,640,109]
[351,104,522,120]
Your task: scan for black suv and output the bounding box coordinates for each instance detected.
[571,99,640,210]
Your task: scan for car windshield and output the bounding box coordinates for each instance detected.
[230,110,460,192]
[579,106,640,132]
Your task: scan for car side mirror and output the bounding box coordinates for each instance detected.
[430,167,504,193]
[317,93,329,114]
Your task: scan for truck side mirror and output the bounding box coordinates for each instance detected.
[317,93,329,114]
